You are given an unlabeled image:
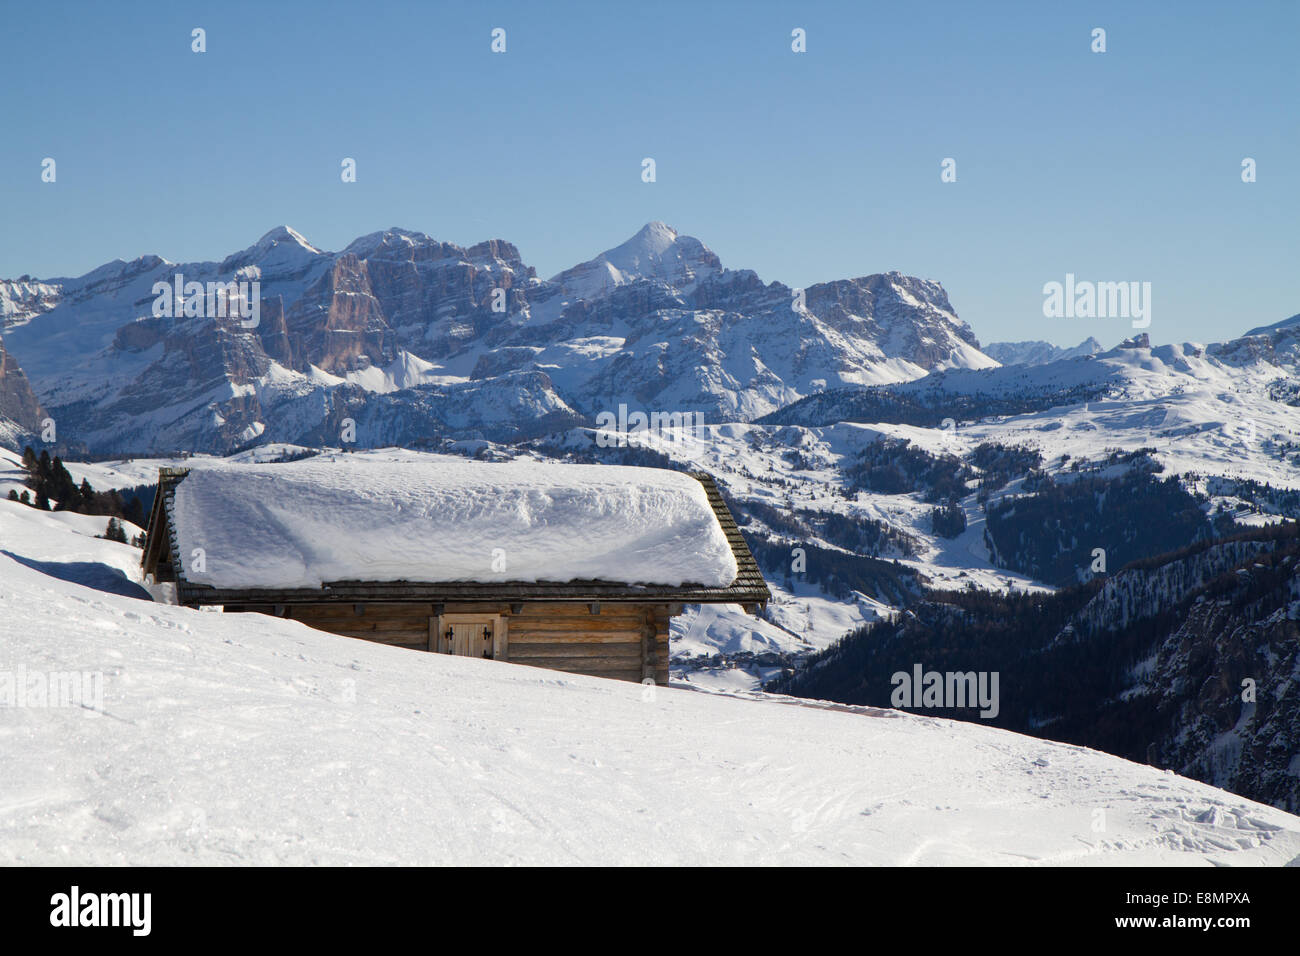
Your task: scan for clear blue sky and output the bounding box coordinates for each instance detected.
[1,0,1295,347]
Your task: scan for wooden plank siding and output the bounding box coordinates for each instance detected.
[277,603,431,651]
[508,603,650,684]
[225,601,674,684]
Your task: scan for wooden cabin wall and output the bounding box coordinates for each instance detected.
[226,601,673,684]
[281,603,430,651]
[505,602,667,685]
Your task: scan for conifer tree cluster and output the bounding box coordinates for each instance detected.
[6,446,149,547]
[930,501,967,538]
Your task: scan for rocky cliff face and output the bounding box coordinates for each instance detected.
[0,277,62,328]
[0,222,995,454]
[1145,581,1300,811]
[1054,532,1300,812]
[0,335,44,447]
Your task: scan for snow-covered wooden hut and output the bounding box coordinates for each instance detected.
[141,457,769,684]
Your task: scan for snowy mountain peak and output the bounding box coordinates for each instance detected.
[254,225,320,254]
[342,227,440,260]
[624,220,681,254]
[604,220,718,275]
[220,226,325,276]
[550,221,722,299]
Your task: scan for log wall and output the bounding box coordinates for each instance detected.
[227,601,673,685]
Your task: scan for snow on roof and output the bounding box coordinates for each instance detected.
[169,456,739,590]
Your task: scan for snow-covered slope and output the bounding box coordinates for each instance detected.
[1245,313,1300,337]
[763,331,1300,492]
[2,501,1298,865]
[0,445,197,500]
[0,497,144,583]
[774,523,1300,813]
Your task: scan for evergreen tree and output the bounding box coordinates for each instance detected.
[50,457,79,510]
[79,478,97,511]
[124,496,145,527]
[930,502,967,538]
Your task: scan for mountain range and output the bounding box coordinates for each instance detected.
[0,222,995,454]
[982,336,1105,366]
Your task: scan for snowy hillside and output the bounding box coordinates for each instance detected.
[2,498,1298,865]
[759,333,1300,496]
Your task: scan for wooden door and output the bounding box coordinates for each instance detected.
[430,613,507,660]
